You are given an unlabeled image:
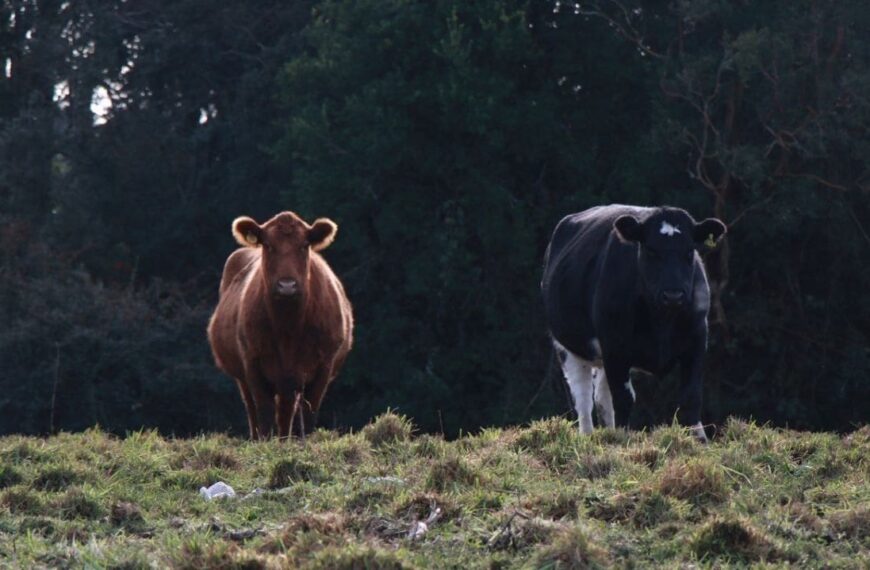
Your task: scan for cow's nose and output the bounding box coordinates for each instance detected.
[660,290,685,306]
[275,279,299,296]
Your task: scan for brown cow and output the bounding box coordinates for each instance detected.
[207,211,353,440]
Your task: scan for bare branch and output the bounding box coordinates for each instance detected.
[577,1,664,59]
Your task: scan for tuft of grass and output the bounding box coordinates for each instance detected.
[488,515,563,551]
[627,444,660,469]
[413,434,447,459]
[32,466,81,491]
[18,516,56,537]
[426,455,482,491]
[650,423,700,457]
[394,492,458,522]
[532,525,611,569]
[527,489,581,520]
[516,417,577,452]
[828,506,870,540]
[346,488,390,513]
[306,543,411,570]
[111,501,145,526]
[268,457,328,488]
[782,501,824,534]
[1,488,44,515]
[55,488,104,520]
[173,539,267,570]
[691,515,781,563]
[573,453,620,480]
[656,457,730,504]
[0,465,23,489]
[176,447,240,472]
[362,411,415,447]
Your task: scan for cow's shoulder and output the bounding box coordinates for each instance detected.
[220,247,260,296]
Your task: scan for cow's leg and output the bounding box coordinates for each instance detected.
[554,342,595,434]
[300,368,332,436]
[247,374,276,440]
[603,360,634,429]
[234,378,259,440]
[293,391,305,439]
[592,368,615,428]
[679,343,708,443]
[275,393,294,440]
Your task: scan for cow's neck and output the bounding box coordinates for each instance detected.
[636,296,681,368]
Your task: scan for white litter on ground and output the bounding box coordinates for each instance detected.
[199,482,236,500]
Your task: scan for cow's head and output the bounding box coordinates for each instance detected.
[231,211,337,300]
[614,208,726,311]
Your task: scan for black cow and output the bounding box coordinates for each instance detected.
[541,205,726,441]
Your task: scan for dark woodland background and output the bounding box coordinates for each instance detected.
[1,0,868,437]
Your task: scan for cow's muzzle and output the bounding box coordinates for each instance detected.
[275,279,299,297]
[658,289,686,308]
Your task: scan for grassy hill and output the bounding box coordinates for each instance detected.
[0,414,867,569]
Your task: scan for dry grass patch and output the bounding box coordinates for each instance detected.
[828,506,870,540]
[394,492,458,523]
[782,501,824,534]
[487,513,564,551]
[54,488,103,520]
[172,540,267,570]
[657,457,730,504]
[627,444,660,469]
[268,457,328,488]
[692,515,782,563]
[305,543,411,570]
[1,488,44,515]
[532,525,612,569]
[175,448,240,471]
[573,453,621,480]
[259,512,349,555]
[525,489,581,520]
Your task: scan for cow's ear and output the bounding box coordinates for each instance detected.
[614,215,645,243]
[692,218,727,250]
[308,218,337,252]
[232,216,262,248]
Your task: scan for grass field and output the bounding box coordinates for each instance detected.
[0,414,867,569]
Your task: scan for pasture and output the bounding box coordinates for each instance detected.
[0,414,867,568]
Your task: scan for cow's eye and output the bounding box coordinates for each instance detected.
[646,250,660,261]
[263,242,274,253]
[686,251,694,263]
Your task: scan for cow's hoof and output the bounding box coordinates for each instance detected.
[690,422,709,443]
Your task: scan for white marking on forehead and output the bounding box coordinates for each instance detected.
[660,221,681,236]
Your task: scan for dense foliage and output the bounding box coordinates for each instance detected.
[1,0,867,436]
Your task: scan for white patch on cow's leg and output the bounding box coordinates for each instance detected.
[690,422,708,443]
[554,341,594,434]
[593,369,615,428]
[624,379,636,402]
